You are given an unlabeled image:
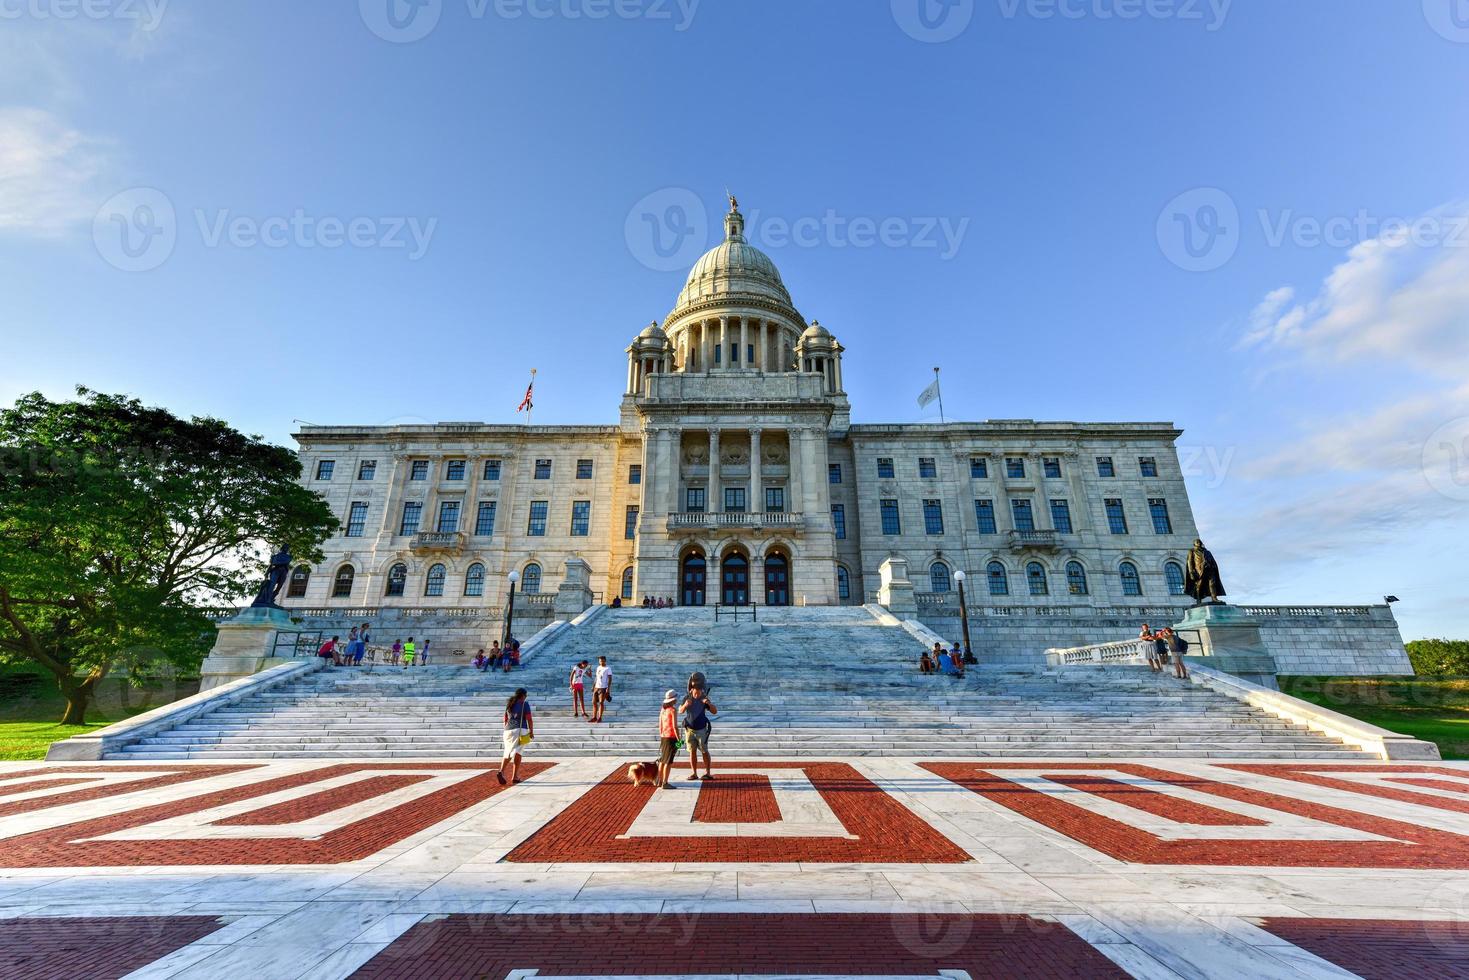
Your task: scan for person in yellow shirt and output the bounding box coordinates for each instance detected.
[402,637,417,668]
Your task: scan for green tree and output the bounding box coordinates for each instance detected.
[0,389,337,724]
[1406,639,1469,676]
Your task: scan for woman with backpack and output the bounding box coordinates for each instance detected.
[1165,628,1191,680]
[497,688,533,786]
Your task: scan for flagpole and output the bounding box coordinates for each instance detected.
[933,367,945,423]
[526,368,536,427]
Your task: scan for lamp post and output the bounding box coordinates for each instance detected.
[954,570,975,664]
[504,570,520,647]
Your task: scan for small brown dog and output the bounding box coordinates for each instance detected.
[627,762,659,787]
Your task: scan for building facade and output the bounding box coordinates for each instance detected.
[287,199,1206,623]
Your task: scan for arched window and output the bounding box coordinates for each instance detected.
[929,562,951,593]
[287,565,311,598]
[385,563,407,597]
[332,565,355,598]
[1066,561,1089,596]
[621,566,635,600]
[1119,561,1142,597]
[1027,562,1049,596]
[424,563,446,597]
[836,564,851,601]
[987,561,1009,596]
[463,563,485,597]
[522,563,542,594]
[1165,561,1186,596]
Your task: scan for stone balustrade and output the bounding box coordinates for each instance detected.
[1045,639,1151,666]
[412,531,465,552]
[666,511,805,531]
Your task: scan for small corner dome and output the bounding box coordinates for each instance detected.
[638,321,667,340]
[801,321,832,341]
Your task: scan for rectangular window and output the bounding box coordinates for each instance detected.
[534,459,552,480]
[527,500,548,536]
[570,500,590,536]
[828,463,842,484]
[831,503,846,540]
[315,460,335,481]
[399,502,422,536]
[474,501,496,537]
[482,459,501,481]
[765,487,785,513]
[445,460,466,481]
[724,487,747,513]
[1149,498,1173,535]
[410,460,429,481]
[1096,456,1115,478]
[1005,457,1026,479]
[970,457,989,479]
[628,464,642,485]
[576,459,594,480]
[880,499,901,535]
[357,460,377,481]
[975,499,997,534]
[918,457,937,479]
[345,501,368,537]
[1050,499,1073,534]
[437,500,460,534]
[714,344,722,364]
[747,343,755,365]
[1011,498,1035,532]
[1105,498,1129,534]
[1139,456,1158,478]
[1043,457,1062,479]
[686,487,705,513]
[625,505,639,540]
[877,457,895,479]
[923,499,944,535]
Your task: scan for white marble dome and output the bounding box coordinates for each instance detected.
[673,205,793,312]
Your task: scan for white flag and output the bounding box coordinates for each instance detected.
[917,378,941,409]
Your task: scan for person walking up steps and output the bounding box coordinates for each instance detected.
[589,656,613,723]
[681,681,717,780]
[497,688,533,785]
[569,660,589,718]
[656,689,680,789]
[402,636,417,669]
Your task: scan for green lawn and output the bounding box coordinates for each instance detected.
[0,666,199,761]
[1278,676,1469,760]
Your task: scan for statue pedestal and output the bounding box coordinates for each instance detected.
[554,558,595,619]
[1174,603,1279,689]
[198,607,299,693]
[877,557,917,617]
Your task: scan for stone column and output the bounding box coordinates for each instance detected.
[701,321,712,373]
[739,318,749,368]
[708,429,720,513]
[662,428,680,515]
[787,428,802,516]
[626,353,635,394]
[833,350,843,391]
[749,427,762,514]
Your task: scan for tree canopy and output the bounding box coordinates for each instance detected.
[0,388,337,723]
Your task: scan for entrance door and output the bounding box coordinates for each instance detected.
[765,553,790,606]
[721,554,749,606]
[681,554,706,606]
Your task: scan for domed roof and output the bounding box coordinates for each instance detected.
[801,321,832,340]
[638,321,667,340]
[672,201,793,313]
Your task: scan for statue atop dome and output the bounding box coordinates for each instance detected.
[727,191,739,212]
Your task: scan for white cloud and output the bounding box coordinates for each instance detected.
[0,107,110,236]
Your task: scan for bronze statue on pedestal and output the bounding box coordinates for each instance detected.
[1185,539,1226,605]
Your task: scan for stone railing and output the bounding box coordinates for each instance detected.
[1007,529,1062,550]
[1045,639,1151,666]
[1238,605,1376,619]
[913,592,951,607]
[516,593,556,608]
[667,512,804,531]
[412,531,465,552]
[284,605,500,620]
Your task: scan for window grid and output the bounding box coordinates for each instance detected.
[528,500,548,536]
[831,504,846,540]
[876,457,895,479]
[930,563,951,593]
[1120,562,1143,597]
[686,487,706,513]
[534,459,552,480]
[969,457,989,479]
[1011,499,1035,533]
[445,460,466,481]
[345,501,368,538]
[399,502,422,536]
[287,566,309,598]
[570,500,590,536]
[576,459,594,480]
[436,501,460,534]
[836,565,851,600]
[1105,498,1129,535]
[1149,498,1173,535]
[1139,456,1158,478]
[628,464,642,485]
[357,460,377,481]
[880,499,901,535]
[410,460,429,481]
[424,564,445,598]
[923,499,944,535]
[828,463,842,484]
[1050,499,1073,534]
[765,487,785,513]
[385,564,407,598]
[1166,562,1186,596]
[987,562,1009,596]
[1027,562,1049,596]
[1096,456,1115,478]
[474,501,496,537]
[463,564,485,597]
[1043,458,1062,479]
[625,505,639,540]
[315,460,335,481]
[1066,561,1089,596]
[482,460,501,481]
[974,499,997,535]
[724,487,747,513]
[521,564,542,594]
[918,457,937,479]
[332,566,354,598]
[1005,457,1026,479]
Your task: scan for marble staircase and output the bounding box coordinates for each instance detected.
[114,606,1371,759]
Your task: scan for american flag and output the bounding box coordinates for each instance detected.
[517,370,536,413]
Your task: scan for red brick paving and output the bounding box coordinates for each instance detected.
[1389,777,1469,796]
[213,774,430,826]
[0,763,551,868]
[350,912,1127,979]
[1231,764,1469,816]
[0,766,253,819]
[924,762,1469,869]
[0,916,223,980]
[506,762,971,864]
[691,773,781,824]
[0,777,102,799]
[1041,773,1269,827]
[1256,918,1469,980]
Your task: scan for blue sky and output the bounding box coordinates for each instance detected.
[2,1,1467,639]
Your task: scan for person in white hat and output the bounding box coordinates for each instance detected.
[656,689,680,790]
